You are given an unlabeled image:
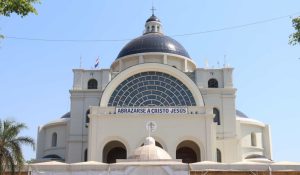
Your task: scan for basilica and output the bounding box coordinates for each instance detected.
[35,13,272,165]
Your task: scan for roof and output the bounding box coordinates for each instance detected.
[236,110,248,118]
[146,14,161,22]
[61,112,70,118]
[116,33,191,59]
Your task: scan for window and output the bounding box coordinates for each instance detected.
[251,132,257,146]
[216,149,222,162]
[151,26,155,32]
[213,108,220,125]
[108,71,196,107]
[86,109,90,123]
[51,132,57,147]
[88,79,98,89]
[84,149,88,162]
[208,78,218,88]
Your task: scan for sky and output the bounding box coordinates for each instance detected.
[0,0,300,162]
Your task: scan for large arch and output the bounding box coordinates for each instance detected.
[102,140,127,163]
[176,140,201,163]
[100,63,204,107]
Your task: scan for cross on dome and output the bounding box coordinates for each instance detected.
[150,6,156,15]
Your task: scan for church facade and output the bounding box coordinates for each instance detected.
[36,14,272,164]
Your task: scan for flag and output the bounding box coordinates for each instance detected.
[94,57,99,68]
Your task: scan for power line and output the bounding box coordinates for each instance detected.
[4,36,132,42]
[3,11,300,43]
[172,12,300,37]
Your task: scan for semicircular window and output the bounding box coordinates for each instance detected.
[108,71,196,106]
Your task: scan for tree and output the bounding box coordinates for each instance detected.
[0,119,35,175]
[0,0,40,39]
[0,0,40,17]
[289,16,300,45]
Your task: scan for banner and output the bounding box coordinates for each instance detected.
[116,107,188,114]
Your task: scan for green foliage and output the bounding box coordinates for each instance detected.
[0,119,35,175]
[0,0,40,17]
[289,16,300,45]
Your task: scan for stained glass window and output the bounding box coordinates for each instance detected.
[108,71,196,106]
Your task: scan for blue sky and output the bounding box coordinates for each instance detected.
[0,0,300,161]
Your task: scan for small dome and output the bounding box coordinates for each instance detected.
[146,14,160,22]
[117,33,190,59]
[129,137,172,160]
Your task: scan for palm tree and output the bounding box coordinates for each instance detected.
[0,119,35,175]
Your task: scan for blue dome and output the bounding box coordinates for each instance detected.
[116,33,191,59]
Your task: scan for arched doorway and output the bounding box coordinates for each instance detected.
[103,141,127,163]
[176,140,200,163]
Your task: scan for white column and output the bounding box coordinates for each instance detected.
[163,54,167,64]
[119,60,123,71]
[204,107,214,161]
[184,59,188,72]
[263,125,272,160]
[139,55,144,64]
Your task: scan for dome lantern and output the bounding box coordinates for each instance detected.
[144,7,163,34]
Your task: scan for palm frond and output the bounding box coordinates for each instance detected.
[0,119,34,175]
[13,136,35,150]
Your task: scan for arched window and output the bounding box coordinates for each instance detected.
[251,132,257,146]
[88,79,98,89]
[213,108,220,125]
[51,132,57,147]
[84,149,88,162]
[108,71,196,107]
[216,149,222,162]
[86,109,90,124]
[151,26,155,32]
[208,78,218,88]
